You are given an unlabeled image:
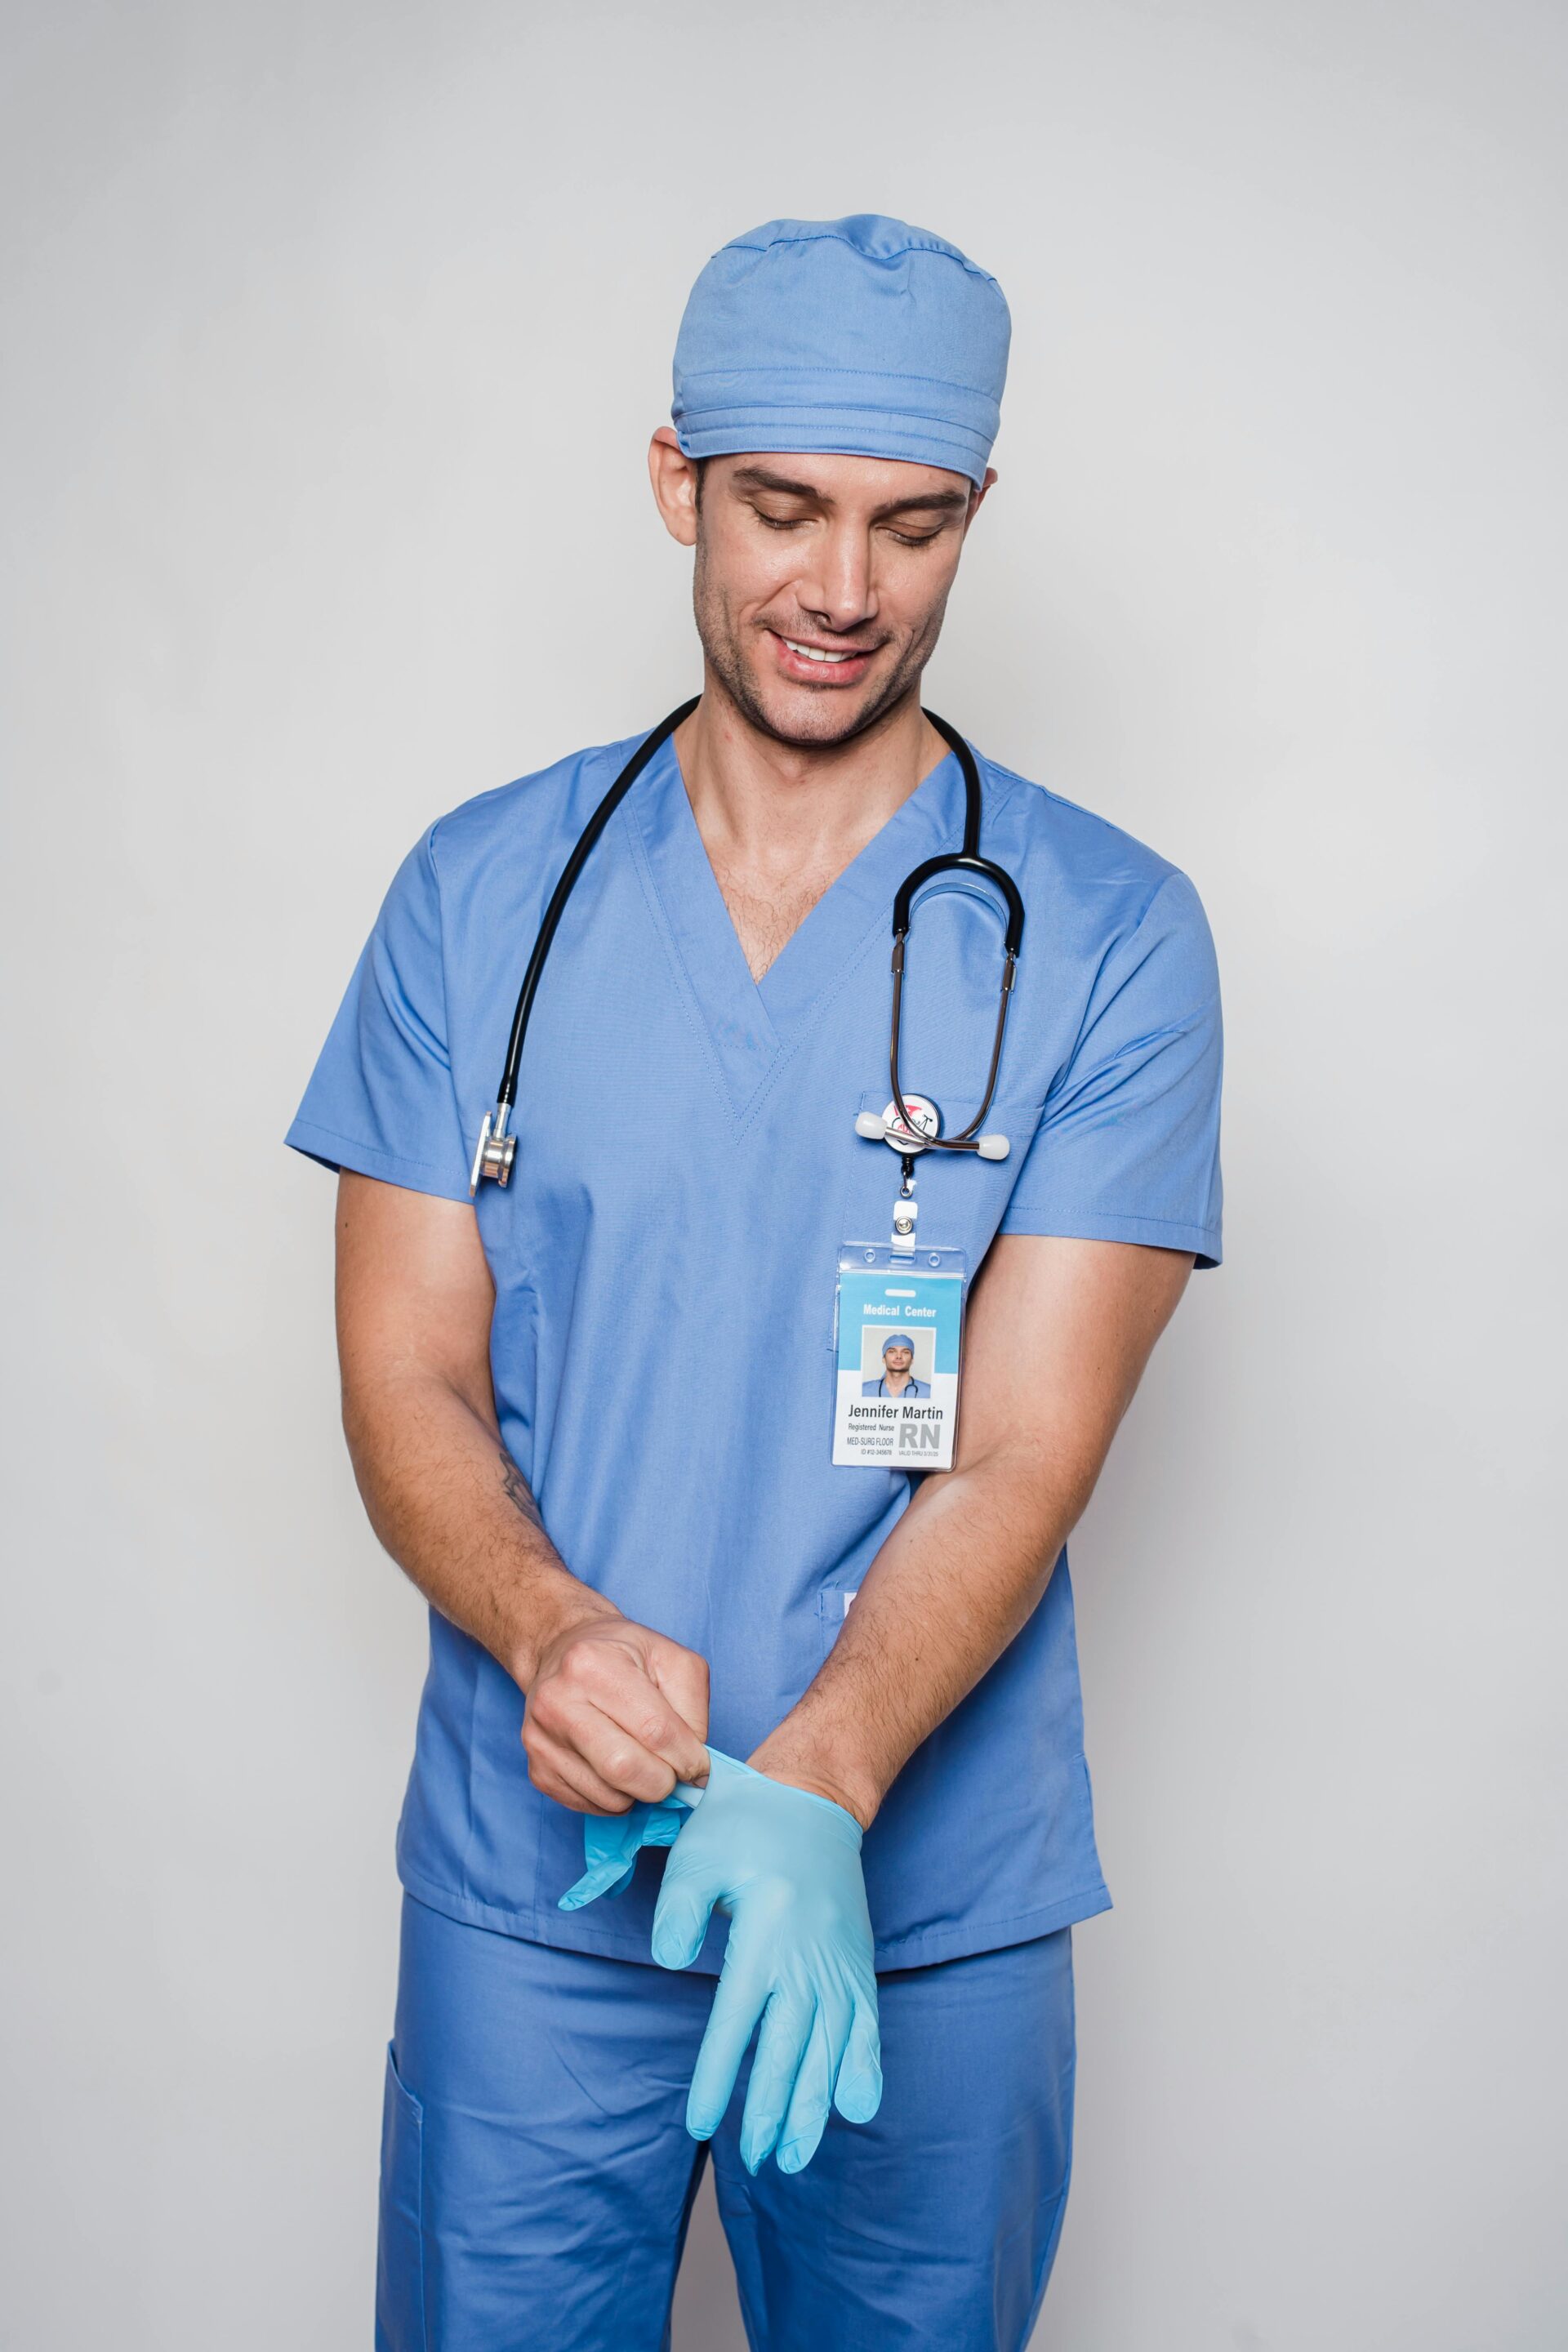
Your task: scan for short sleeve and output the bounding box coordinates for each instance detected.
[284,826,473,1203]
[998,870,1223,1266]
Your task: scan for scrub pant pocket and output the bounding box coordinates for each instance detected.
[376,2043,427,2352]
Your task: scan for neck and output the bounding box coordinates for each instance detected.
[674,672,948,878]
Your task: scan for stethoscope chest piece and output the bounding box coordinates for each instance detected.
[470,1105,517,1192]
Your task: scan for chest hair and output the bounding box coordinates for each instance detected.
[710,853,845,982]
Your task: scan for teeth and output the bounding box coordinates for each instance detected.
[784,639,855,664]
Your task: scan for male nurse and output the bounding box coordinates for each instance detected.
[287,215,1223,2352]
[863,1335,928,1398]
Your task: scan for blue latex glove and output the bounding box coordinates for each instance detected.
[651,1748,883,2175]
[558,1788,697,1910]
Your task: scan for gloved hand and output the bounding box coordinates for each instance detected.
[651,1748,882,2175]
[557,1788,697,1911]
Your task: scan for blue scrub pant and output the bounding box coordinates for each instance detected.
[379,1894,1077,2352]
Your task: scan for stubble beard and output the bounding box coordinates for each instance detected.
[692,537,946,751]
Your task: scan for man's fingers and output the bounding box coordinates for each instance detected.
[775,2000,836,2175]
[522,1722,635,1815]
[542,1642,709,1794]
[528,1620,710,1791]
[613,1677,708,1790]
[833,1990,884,2125]
[683,1962,768,2139]
[647,1637,711,1762]
[535,1694,692,1806]
[594,1645,709,1785]
[650,1851,721,1976]
[739,1993,815,2174]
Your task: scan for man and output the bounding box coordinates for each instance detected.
[863,1334,928,1398]
[288,214,1222,2352]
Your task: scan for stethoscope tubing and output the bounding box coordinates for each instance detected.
[494,696,699,1113]
[889,713,1023,1154]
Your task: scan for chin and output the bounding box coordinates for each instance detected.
[761,703,874,749]
[743,675,891,750]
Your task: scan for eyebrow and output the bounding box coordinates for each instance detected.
[728,464,970,519]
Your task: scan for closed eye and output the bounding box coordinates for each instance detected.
[755,514,942,547]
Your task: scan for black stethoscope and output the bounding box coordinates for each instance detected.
[470,698,1025,1193]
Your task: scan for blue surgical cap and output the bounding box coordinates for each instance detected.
[671,215,1010,490]
[882,1333,916,1355]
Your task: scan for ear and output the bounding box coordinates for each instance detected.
[649,427,700,548]
[964,466,999,528]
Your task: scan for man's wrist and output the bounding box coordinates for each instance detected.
[506,1574,621,1693]
[746,1727,885,1832]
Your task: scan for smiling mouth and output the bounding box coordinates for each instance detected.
[769,630,879,680]
[781,637,860,665]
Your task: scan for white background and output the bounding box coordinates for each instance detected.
[3,3,1565,2346]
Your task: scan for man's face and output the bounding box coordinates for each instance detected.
[883,1344,915,1378]
[651,442,991,750]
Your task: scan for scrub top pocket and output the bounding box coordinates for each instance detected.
[835,1089,1045,1324]
[818,1585,860,1657]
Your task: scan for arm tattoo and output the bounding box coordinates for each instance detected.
[498,1450,543,1530]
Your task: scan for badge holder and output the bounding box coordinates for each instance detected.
[833,1094,967,1472]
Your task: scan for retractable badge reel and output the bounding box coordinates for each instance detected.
[832,1094,969,1472]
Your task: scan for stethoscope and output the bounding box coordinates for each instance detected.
[470,698,1025,1195]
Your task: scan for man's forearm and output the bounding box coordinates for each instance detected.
[749,1235,1195,1827]
[333,1172,711,1809]
[343,1369,616,1690]
[748,1440,1086,1827]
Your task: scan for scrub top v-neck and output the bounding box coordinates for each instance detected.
[625,732,976,1131]
[287,722,1223,1974]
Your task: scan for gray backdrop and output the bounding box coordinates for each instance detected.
[2,3,1564,2346]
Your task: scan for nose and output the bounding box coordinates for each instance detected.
[795,520,876,635]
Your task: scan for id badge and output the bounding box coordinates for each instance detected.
[832,1244,967,1471]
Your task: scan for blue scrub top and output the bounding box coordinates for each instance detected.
[287,726,1223,1972]
[862,1375,930,1397]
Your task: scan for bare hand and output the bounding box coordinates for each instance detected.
[523,1614,710,1815]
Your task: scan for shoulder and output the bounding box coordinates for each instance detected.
[420,730,647,885]
[978,749,1214,958]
